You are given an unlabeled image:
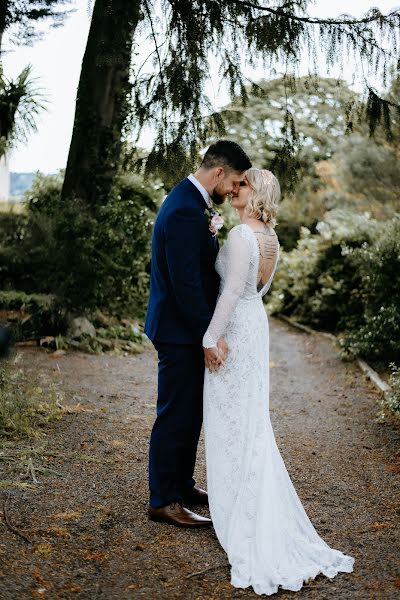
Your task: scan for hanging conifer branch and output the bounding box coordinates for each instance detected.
[366,86,400,139]
[233,2,399,27]
[130,1,400,178]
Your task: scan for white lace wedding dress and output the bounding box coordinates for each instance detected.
[203,223,354,596]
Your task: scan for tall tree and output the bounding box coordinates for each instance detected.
[61,0,141,205]
[216,76,359,191]
[62,0,399,207]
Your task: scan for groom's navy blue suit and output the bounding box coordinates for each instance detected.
[145,178,220,508]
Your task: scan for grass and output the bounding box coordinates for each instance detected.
[0,354,64,439]
[0,200,25,214]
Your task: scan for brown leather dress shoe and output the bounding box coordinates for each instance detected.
[148,502,211,528]
[182,486,208,506]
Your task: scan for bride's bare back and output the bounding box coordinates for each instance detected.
[246,224,279,292]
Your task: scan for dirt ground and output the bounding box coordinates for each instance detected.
[0,317,399,600]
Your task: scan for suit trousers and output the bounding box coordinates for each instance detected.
[149,342,205,508]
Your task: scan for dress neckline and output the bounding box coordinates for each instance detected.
[241,222,276,237]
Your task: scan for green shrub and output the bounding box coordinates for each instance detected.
[0,173,63,293]
[0,171,164,318]
[24,170,65,216]
[0,291,67,341]
[340,217,400,365]
[387,364,400,415]
[50,172,162,315]
[268,210,400,366]
[268,209,375,331]
[0,211,27,245]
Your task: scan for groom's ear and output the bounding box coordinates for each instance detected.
[214,167,224,179]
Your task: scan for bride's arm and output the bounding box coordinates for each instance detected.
[203,227,251,349]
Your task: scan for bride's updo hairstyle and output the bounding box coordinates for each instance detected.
[244,168,280,228]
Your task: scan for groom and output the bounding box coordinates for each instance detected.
[144,140,252,527]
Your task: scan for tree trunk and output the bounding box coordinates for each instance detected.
[61,0,141,205]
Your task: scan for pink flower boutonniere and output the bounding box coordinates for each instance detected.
[207,208,224,237]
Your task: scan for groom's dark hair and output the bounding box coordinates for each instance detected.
[201,140,252,172]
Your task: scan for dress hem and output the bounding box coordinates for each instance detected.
[230,556,355,596]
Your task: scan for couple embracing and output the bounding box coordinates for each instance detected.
[144,140,354,596]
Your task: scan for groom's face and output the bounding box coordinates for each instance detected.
[211,168,246,205]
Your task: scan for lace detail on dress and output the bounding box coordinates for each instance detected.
[203,223,354,596]
[203,224,279,348]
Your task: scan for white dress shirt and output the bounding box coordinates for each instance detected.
[187,173,212,209]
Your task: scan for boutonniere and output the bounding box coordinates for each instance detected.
[205,207,224,237]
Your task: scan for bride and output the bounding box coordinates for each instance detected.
[202,167,354,596]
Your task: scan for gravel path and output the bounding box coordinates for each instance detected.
[1,317,399,599]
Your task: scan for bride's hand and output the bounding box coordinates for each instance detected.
[217,337,229,363]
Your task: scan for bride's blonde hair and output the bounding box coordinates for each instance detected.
[244,168,280,228]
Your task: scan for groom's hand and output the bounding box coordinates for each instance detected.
[204,346,223,372]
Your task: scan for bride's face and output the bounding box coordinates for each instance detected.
[230,177,253,210]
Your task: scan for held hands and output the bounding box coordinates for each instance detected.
[203,337,229,373]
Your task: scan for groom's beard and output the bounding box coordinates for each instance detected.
[211,191,228,206]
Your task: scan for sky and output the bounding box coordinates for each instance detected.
[2,0,398,173]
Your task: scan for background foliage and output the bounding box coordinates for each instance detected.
[0,170,164,318]
[267,211,400,368]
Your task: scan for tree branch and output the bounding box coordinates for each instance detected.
[143,0,166,89]
[2,493,32,544]
[232,1,399,27]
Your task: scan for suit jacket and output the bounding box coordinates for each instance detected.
[144,178,220,345]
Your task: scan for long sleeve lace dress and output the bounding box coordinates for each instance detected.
[203,223,354,596]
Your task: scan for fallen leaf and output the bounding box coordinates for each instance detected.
[31,569,53,590]
[385,464,400,474]
[34,544,53,557]
[63,404,93,414]
[45,526,71,539]
[50,510,82,521]
[50,350,66,358]
[369,522,394,530]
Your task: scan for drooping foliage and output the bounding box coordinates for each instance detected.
[132,1,400,180]
[60,1,400,208]
[0,0,72,51]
